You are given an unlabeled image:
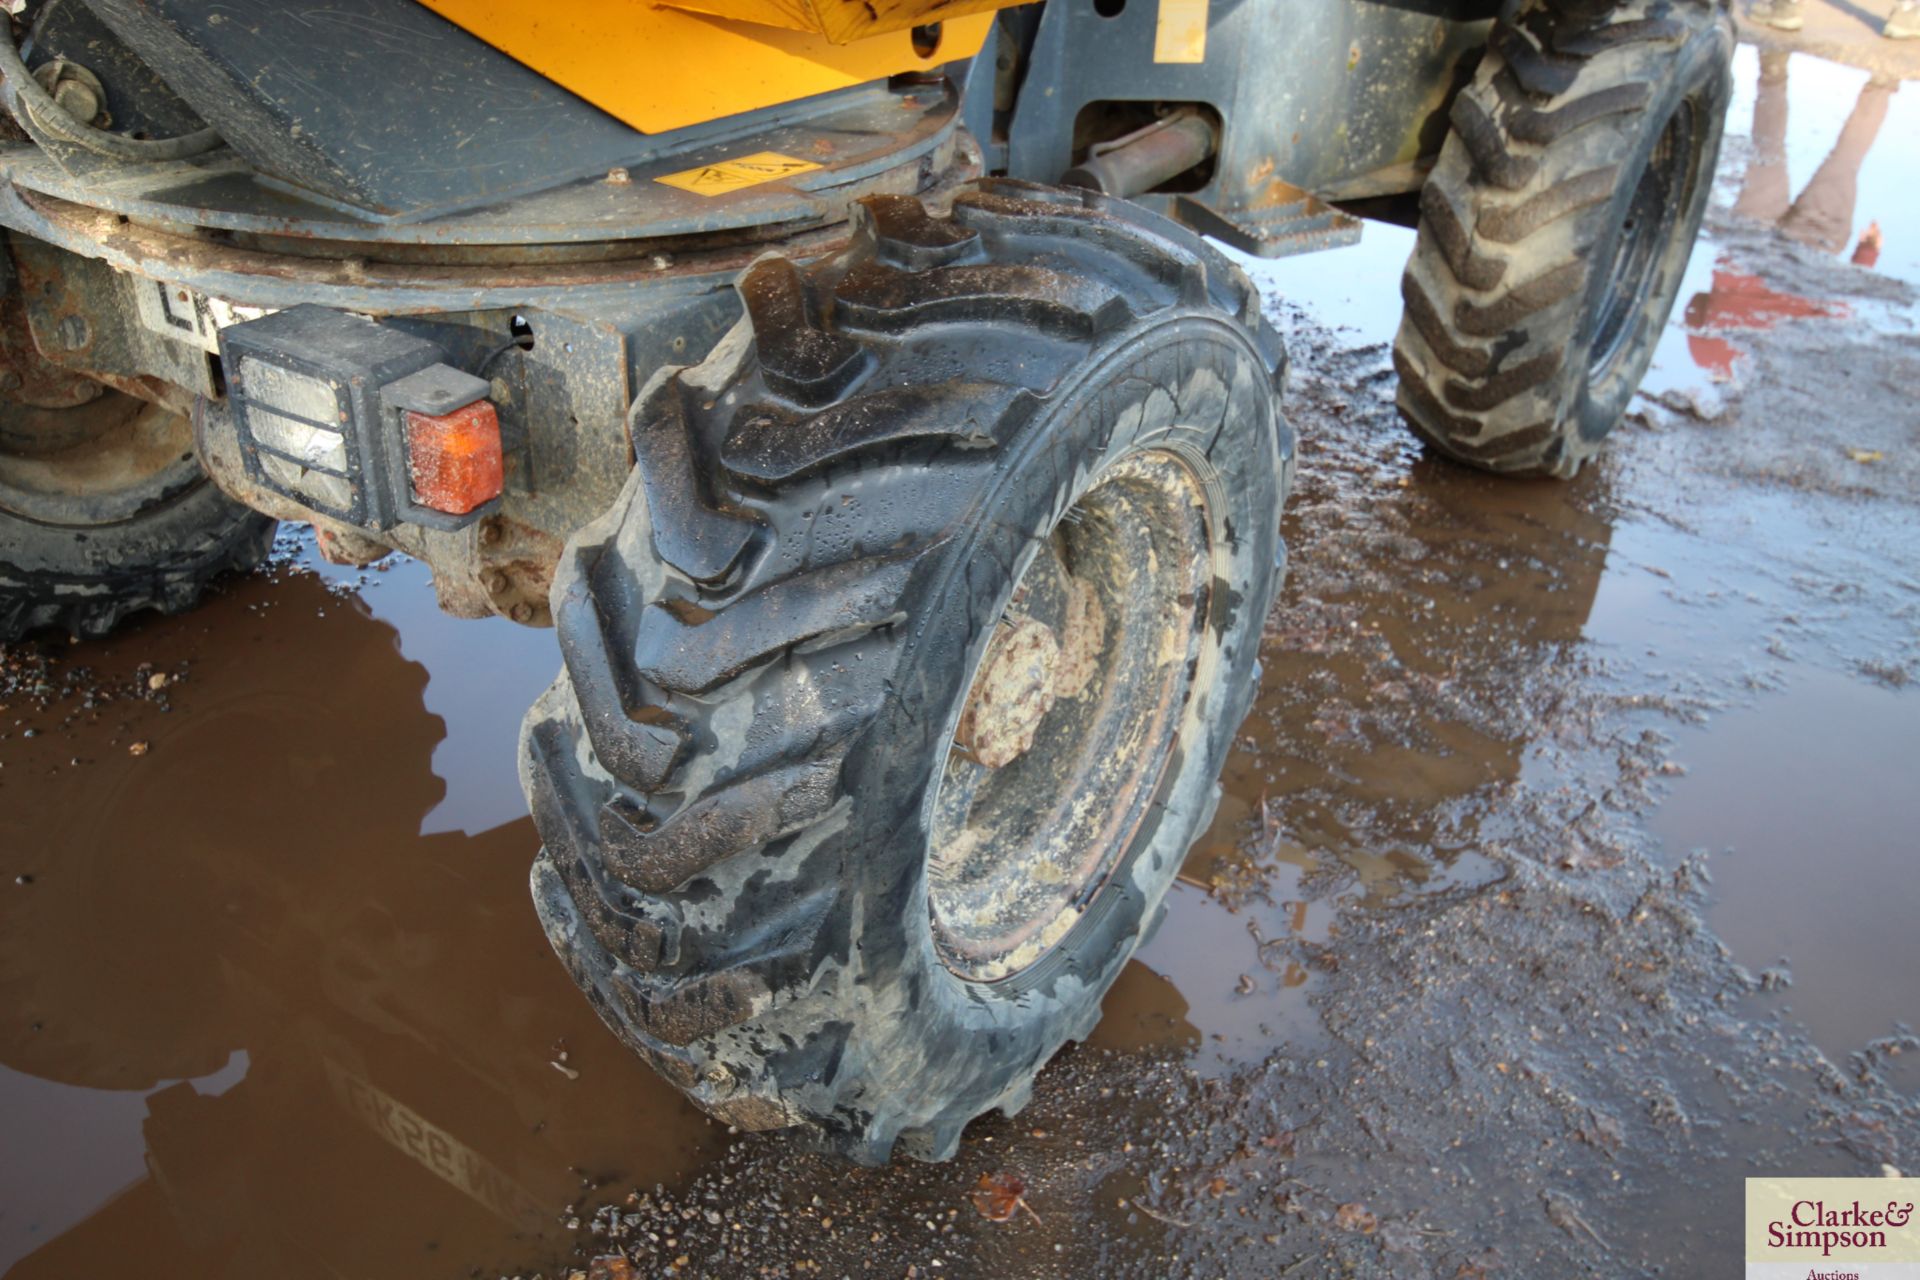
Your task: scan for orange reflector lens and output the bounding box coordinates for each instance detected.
[405,400,503,515]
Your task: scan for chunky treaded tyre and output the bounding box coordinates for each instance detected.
[0,393,276,641]
[1393,0,1734,477]
[521,178,1291,1163]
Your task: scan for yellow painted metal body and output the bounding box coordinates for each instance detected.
[660,0,1014,45]
[414,0,1000,135]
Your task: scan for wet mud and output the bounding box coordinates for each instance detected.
[4,41,1919,1280]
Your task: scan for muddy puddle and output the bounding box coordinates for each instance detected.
[1235,34,1920,1067]
[0,548,724,1277]
[3,39,1918,1280]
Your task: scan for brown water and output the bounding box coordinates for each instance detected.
[1248,39,1920,1061]
[2,42,1917,1280]
[1654,669,1920,1057]
[0,553,722,1278]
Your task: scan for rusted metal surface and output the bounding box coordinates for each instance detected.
[8,235,211,411]
[0,119,979,318]
[1169,186,1362,259]
[0,81,965,247]
[952,614,1061,768]
[312,522,387,567]
[0,26,1002,636]
[0,40,991,636]
[928,449,1213,981]
[1052,574,1105,702]
[0,128,981,626]
[995,0,1490,256]
[1062,111,1217,198]
[0,276,104,427]
[472,513,565,626]
[5,185,834,313]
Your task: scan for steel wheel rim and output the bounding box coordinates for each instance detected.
[0,393,200,526]
[925,447,1213,983]
[1589,102,1697,383]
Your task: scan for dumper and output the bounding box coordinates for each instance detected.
[0,0,1732,1161]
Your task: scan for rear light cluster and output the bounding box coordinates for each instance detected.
[221,305,505,530]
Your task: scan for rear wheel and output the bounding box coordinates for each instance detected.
[1393,0,1734,477]
[520,180,1290,1161]
[0,382,275,641]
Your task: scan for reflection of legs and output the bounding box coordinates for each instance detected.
[1733,51,1792,224]
[1780,78,1894,254]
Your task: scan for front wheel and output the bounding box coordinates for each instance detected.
[1393,0,1734,477]
[520,180,1290,1161]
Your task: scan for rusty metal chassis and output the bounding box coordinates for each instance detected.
[0,0,1504,624]
[0,86,975,624]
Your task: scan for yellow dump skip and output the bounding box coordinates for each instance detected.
[661,0,1019,45]
[416,1,1001,135]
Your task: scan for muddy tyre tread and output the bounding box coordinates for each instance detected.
[522,180,1284,1161]
[0,481,275,643]
[1394,0,1732,476]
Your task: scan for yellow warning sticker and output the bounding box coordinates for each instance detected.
[1153,0,1209,62]
[654,151,823,197]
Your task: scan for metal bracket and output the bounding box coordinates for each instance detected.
[1166,188,1361,260]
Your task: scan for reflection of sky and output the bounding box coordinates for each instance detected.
[1655,667,1920,1062]
[300,547,559,837]
[1723,46,1919,289]
[0,1053,248,1273]
[1581,493,1920,1061]
[1235,225,1415,351]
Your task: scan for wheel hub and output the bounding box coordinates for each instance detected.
[953,614,1062,769]
[926,449,1214,983]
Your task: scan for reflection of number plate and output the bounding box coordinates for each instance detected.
[133,279,268,353]
[324,1057,546,1229]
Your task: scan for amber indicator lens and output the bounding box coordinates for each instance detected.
[405,401,503,515]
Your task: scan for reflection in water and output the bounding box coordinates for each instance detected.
[0,445,1627,1266]
[1253,455,1613,888]
[1132,373,1619,1061]
[1683,265,1846,379]
[1733,52,1896,257]
[0,561,717,1280]
[1678,49,1914,381]
[1653,668,1920,1060]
